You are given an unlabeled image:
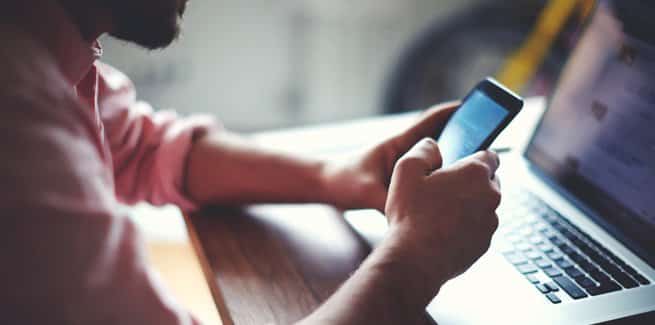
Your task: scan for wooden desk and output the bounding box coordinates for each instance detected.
[186,98,546,325]
[130,204,222,324]
[188,206,371,324]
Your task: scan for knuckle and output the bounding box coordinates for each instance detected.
[489,188,502,207]
[489,213,499,232]
[466,161,490,178]
[396,155,424,171]
[398,155,422,166]
[416,138,439,154]
[481,150,498,163]
[423,137,438,147]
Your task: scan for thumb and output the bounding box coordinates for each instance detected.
[394,101,459,151]
[393,138,443,180]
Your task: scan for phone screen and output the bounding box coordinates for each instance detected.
[437,90,510,166]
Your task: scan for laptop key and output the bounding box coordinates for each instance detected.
[586,249,612,269]
[525,274,540,284]
[587,280,621,296]
[505,234,523,244]
[549,236,564,246]
[543,266,562,277]
[579,260,598,273]
[535,283,550,293]
[535,258,552,269]
[613,272,638,289]
[547,251,564,261]
[552,275,588,299]
[529,235,544,245]
[516,242,532,252]
[544,281,559,292]
[603,263,623,278]
[517,263,538,274]
[537,243,554,253]
[542,211,559,224]
[561,229,576,241]
[574,276,597,289]
[540,228,557,239]
[589,270,611,284]
[634,274,651,286]
[571,237,587,249]
[618,263,637,275]
[565,266,584,279]
[559,243,575,255]
[525,249,542,260]
[568,252,586,264]
[532,221,549,232]
[503,252,527,265]
[551,222,566,231]
[545,292,562,304]
[622,264,644,279]
[556,258,573,269]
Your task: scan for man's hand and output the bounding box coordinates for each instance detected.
[384,139,501,288]
[299,138,501,325]
[321,101,459,211]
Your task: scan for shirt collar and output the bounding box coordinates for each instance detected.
[9,0,102,85]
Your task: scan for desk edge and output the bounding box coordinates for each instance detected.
[184,213,234,325]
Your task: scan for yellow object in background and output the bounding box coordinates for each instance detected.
[496,0,596,93]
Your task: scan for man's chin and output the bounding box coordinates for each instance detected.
[110,18,181,50]
[106,0,185,50]
[178,0,189,17]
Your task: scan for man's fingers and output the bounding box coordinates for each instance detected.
[469,150,500,179]
[394,138,443,179]
[439,150,500,186]
[394,101,459,151]
[492,174,501,192]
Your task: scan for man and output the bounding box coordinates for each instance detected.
[0,0,501,324]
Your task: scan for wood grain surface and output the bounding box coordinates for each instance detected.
[188,204,369,324]
[147,242,222,325]
[188,204,438,325]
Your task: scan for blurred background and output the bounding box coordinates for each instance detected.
[100,0,593,132]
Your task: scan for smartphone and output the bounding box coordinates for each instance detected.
[436,77,523,166]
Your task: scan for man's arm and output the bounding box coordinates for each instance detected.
[185,103,460,209]
[299,140,502,324]
[185,131,331,206]
[298,228,445,325]
[97,62,216,210]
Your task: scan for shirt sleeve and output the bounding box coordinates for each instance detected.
[0,80,202,324]
[96,62,217,211]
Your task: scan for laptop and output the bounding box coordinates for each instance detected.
[346,2,655,324]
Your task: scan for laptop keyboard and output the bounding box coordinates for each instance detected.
[498,189,651,304]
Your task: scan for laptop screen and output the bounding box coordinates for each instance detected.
[526,2,655,264]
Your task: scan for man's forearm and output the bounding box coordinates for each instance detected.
[299,227,447,325]
[185,131,331,206]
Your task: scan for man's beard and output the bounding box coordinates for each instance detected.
[104,0,186,50]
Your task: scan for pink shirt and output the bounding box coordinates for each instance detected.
[1,2,215,324]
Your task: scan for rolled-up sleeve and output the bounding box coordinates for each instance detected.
[0,84,201,324]
[96,62,216,211]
